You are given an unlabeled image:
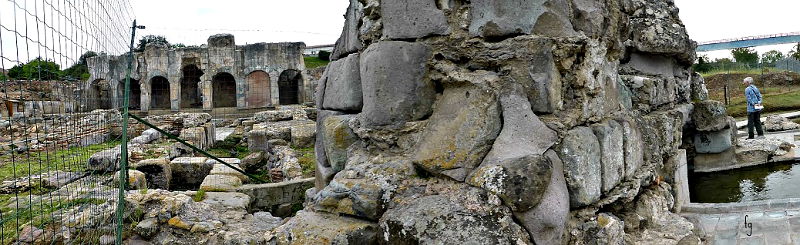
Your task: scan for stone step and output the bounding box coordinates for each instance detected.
[200,174,242,192]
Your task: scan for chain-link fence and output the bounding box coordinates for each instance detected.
[0,0,134,243]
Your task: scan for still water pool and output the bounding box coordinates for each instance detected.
[690,161,800,203]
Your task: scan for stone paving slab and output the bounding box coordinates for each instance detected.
[683,208,800,244]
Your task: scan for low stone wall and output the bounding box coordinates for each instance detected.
[682,198,800,214]
[236,177,314,213]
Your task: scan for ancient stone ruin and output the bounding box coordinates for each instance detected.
[85,34,311,112]
[272,0,715,243]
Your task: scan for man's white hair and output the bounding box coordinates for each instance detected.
[744,77,754,83]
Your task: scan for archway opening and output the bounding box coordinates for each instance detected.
[246,70,270,108]
[150,76,170,109]
[91,79,112,109]
[278,69,301,105]
[212,72,236,108]
[116,79,141,110]
[181,65,203,108]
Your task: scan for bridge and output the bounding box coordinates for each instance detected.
[697,32,800,52]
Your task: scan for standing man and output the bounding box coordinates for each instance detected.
[744,77,764,139]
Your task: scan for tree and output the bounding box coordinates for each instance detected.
[7,57,61,80]
[171,43,186,49]
[318,50,331,61]
[135,35,169,52]
[63,51,97,81]
[761,50,785,66]
[731,47,758,65]
[692,55,712,73]
[790,43,800,61]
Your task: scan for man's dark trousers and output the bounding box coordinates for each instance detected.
[747,111,764,139]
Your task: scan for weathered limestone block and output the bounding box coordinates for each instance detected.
[170,157,213,188]
[617,118,644,179]
[525,39,562,113]
[200,175,242,192]
[360,41,435,126]
[113,170,147,190]
[203,122,215,148]
[413,85,501,181]
[621,183,695,244]
[179,113,213,128]
[467,91,555,211]
[209,163,248,182]
[569,213,625,244]
[640,111,683,165]
[628,18,695,64]
[620,75,676,109]
[764,115,800,132]
[690,72,709,101]
[591,120,624,193]
[692,100,728,132]
[247,127,289,152]
[693,147,737,173]
[322,115,358,172]
[315,110,344,190]
[557,126,601,208]
[133,158,172,190]
[735,138,795,165]
[621,53,676,78]
[570,0,605,37]
[382,0,450,39]
[241,151,266,173]
[322,53,363,111]
[290,124,316,148]
[254,110,294,122]
[469,0,575,38]
[131,128,161,145]
[514,150,569,245]
[237,178,314,211]
[87,146,121,172]
[269,210,377,244]
[180,127,208,150]
[313,160,415,220]
[380,179,531,244]
[693,128,733,154]
[670,150,689,213]
[331,0,363,60]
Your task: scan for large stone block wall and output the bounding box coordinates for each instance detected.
[274,0,714,244]
[85,34,310,112]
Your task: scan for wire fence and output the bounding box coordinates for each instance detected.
[702,61,800,109]
[0,0,133,243]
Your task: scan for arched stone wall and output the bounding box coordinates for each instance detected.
[150,76,170,109]
[278,69,302,105]
[245,70,271,108]
[180,65,203,109]
[212,72,237,108]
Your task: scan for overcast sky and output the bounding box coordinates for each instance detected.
[1,0,797,69]
[130,0,349,47]
[129,0,797,59]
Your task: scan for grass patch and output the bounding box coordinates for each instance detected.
[206,145,250,159]
[304,56,329,69]
[0,197,105,244]
[0,140,119,181]
[295,147,315,178]
[726,90,800,118]
[192,189,206,202]
[700,67,785,77]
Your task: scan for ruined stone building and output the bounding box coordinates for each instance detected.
[85,34,310,112]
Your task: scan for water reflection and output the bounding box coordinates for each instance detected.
[689,161,796,203]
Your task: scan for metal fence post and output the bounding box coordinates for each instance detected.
[115,19,142,245]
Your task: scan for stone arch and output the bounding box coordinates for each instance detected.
[181,65,204,108]
[150,76,170,109]
[91,79,112,109]
[246,70,271,108]
[116,79,141,110]
[212,72,237,108]
[278,69,301,105]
